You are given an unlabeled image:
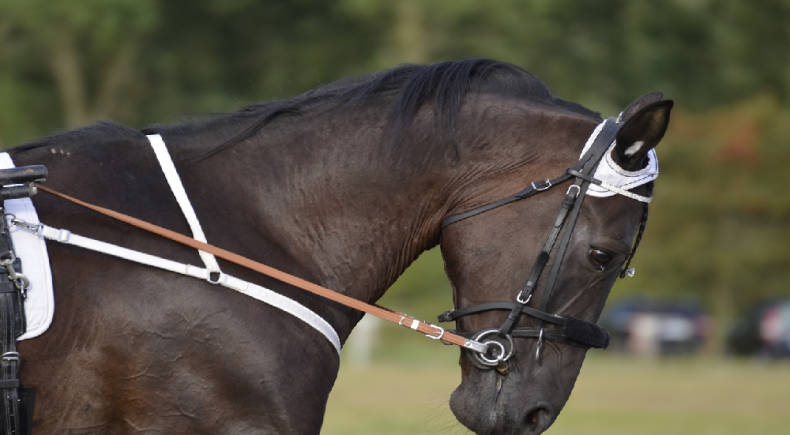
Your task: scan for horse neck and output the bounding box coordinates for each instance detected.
[172,99,593,334]
[175,106,455,307]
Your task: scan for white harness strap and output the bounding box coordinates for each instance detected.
[144,134,340,353]
[5,141,342,353]
[33,223,342,353]
[147,134,221,276]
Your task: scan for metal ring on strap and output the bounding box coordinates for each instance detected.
[471,329,515,367]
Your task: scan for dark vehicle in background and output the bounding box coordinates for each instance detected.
[601,296,712,356]
[727,300,790,359]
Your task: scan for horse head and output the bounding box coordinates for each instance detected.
[439,92,672,434]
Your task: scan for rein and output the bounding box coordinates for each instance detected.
[34,185,491,356]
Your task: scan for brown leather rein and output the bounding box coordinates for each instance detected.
[36,185,489,355]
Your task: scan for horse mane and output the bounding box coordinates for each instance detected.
[15,59,600,160]
[143,59,600,160]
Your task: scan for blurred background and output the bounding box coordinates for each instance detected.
[1,1,788,433]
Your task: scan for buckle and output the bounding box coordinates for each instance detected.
[1,352,20,363]
[531,179,552,191]
[516,291,532,305]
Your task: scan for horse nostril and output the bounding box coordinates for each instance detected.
[524,403,555,433]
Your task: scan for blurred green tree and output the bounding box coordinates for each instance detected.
[0,0,788,347]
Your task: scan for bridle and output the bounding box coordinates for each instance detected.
[437,117,653,370]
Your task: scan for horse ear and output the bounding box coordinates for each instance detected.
[611,100,673,171]
[620,91,664,123]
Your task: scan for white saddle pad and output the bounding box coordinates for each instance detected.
[0,152,54,340]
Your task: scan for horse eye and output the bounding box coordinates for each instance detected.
[589,249,613,269]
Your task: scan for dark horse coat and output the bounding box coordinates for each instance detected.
[9,59,672,434]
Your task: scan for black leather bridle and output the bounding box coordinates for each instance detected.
[437,117,651,369]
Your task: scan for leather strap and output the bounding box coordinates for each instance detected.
[438,302,564,325]
[440,173,573,231]
[450,318,610,349]
[33,223,342,353]
[36,186,487,353]
[536,120,619,320]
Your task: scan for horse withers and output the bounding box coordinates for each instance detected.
[8,59,671,434]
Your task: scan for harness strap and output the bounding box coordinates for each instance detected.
[148,135,221,276]
[438,302,564,325]
[534,121,618,334]
[538,122,620,312]
[449,316,610,349]
[438,302,610,349]
[26,223,343,354]
[34,186,492,356]
[440,173,573,231]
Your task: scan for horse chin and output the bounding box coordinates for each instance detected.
[449,353,582,435]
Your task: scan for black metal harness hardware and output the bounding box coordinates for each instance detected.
[437,118,650,368]
[0,164,46,435]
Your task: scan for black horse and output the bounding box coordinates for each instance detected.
[8,59,671,434]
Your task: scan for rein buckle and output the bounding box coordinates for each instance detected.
[531,179,552,191]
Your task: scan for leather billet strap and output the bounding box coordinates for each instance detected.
[35,186,491,356]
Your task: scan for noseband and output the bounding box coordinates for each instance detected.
[438,117,652,369]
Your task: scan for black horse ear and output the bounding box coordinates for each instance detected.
[611,100,673,171]
[620,91,664,123]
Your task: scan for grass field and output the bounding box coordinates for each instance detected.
[323,342,790,434]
